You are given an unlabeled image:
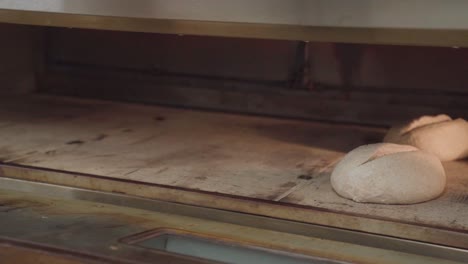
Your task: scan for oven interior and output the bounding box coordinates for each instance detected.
[0,22,467,263]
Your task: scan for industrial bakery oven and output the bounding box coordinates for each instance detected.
[0,1,467,263]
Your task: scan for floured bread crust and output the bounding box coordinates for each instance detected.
[384,115,468,161]
[331,143,446,204]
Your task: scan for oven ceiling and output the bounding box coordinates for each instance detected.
[1,0,468,47]
[0,0,468,29]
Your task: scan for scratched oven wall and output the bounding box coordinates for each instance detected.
[0,24,43,95]
[35,27,468,124]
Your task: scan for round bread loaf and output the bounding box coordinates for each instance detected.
[384,115,468,161]
[331,143,446,204]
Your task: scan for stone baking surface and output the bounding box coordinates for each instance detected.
[0,95,467,232]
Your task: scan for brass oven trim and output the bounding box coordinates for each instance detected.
[3,176,467,264]
[1,162,468,252]
[1,173,468,263]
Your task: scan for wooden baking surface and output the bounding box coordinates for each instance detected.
[0,95,467,232]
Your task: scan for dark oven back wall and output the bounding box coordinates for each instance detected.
[40,28,468,126]
[0,23,43,95]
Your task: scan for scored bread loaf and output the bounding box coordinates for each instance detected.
[384,115,468,161]
[331,143,446,204]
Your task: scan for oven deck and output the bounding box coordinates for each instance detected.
[0,94,467,251]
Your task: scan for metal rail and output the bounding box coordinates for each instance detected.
[0,175,467,263]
